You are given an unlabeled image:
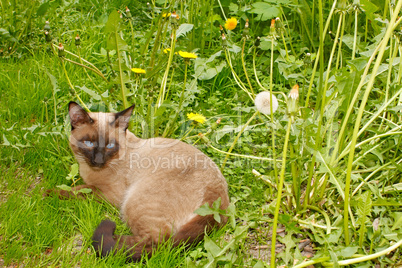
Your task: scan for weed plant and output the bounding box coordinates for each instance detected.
[1,0,402,267]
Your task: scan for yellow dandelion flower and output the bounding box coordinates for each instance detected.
[224,17,238,31]
[178,51,197,59]
[131,68,146,74]
[187,112,206,124]
[163,48,171,54]
[162,12,171,18]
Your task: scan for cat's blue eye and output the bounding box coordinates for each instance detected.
[106,143,115,149]
[84,140,94,147]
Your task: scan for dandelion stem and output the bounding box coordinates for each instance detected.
[270,117,292,268]
[216,0,227,20]
[60,59,89,112]
[269,33,279,188]
[241,38,254,96]
[221,111,258,171]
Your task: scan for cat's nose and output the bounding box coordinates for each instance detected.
[94,152,104,165]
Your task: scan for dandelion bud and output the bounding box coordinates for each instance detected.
[243,19,250,39]
[44,20,50,31]
[219,25,224,34]
[255,91,278,115]
[44,31,52,43]
[211,118,222,130]
[270,19,276,36]
[170,11,179,28]
[198,133,210,145]
[275,17,283,34]
[303,52,312,66]
[58,43,65,57]
[126,6,132,18]
[254,36,261,47]
[75,34,81,46]
[287,84,299,115]
[221,33,227,48]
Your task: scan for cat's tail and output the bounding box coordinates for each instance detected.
[92,214,224,262]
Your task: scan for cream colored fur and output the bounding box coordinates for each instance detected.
[68,105,229,250]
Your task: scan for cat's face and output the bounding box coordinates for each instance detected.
[68,102,134,169]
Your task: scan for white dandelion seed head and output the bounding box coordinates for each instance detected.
[254,91,278,115]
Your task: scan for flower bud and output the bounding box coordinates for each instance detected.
[287,84,299,116]
[44,20,50,31]
[275,17,283,34]
[198,133,210,145]
[242,19,250,39]
[58,43,65,57]
[44,31,52,43]
[254,36,261,47]
[210,118,222,130]
[125,7,132,18]
[270,19,276,36]
[221,33,227,48]
[75,34,81,46]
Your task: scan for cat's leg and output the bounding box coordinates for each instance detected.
[92,220,153,261]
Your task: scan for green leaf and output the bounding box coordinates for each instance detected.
[78,85,101,101]
[78,188,92,194]
[105,10,120,33]
[36,2,49,16]
[249,2,281,21]
[66,163,79,181]
[356,191,372,247]
[57,184,72,191]
[176,24,194,38]
[391,212,402,230]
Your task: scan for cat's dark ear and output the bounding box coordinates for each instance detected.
[68,102,93,130]
[114,104,135,130]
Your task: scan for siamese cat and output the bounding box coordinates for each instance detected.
[58,102,229,261]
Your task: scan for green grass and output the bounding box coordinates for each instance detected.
[1,0,402,267]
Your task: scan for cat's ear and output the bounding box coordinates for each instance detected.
[69,102,93,129]
[114,104,135,130]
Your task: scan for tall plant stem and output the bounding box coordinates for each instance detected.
[224,49,253,100]
[269,36,279,186]
[304,0,337,107]
[221,111,258,170]
[115,31,128,109]
[52,44,106,81]
[352,8,358,60]
[335,13,346,70]
[303,0,330,208]
[77,47,101,93]
[343,0,402,245]
[61,59,89,112]
[312,14,343,203]
[217,0,227,20]
[270,117,292,268]
[156,27,177,109]
[241,38,254,96]
[163,62,188,137]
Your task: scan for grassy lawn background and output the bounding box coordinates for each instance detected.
[1,0,402,267]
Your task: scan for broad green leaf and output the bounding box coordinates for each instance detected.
[249,2,281,21]
[105,10,120,33]
[66,163,79,181]
[176,24,193,38]
[78,188,92,194]
[36,2,49,16]
[57,184,72,191]
[335,246,359,258]
[77,85,101,101]
[391,212,402,230]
